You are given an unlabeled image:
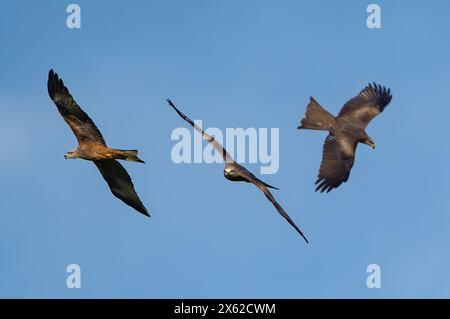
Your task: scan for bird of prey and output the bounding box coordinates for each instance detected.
[47,69,149,216]
[166,99,308,243]
[298,83,392,193]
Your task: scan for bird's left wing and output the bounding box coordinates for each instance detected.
[241,170,308,243]
[47,69,106,146]
[94,160,149,216]
[166,99,234,164]
[337,83,392,128]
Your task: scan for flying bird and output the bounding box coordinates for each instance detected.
[47,69,149,216]
[298,83,392,193]
[167,99,308,243]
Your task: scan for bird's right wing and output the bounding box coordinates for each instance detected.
[47,69,106,146]
[241,170,309,243]
[166,99,234,164]
[94,160,149,216]
[315,134,357,193]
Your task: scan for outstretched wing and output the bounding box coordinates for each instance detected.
[94,160,149,216]
[166,99,234,164]
[337,83,392,128]
[315,134,357,193]
[241,170,308,243]
[47,69,106,145]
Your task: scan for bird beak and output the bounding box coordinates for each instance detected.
[370,141,376,149]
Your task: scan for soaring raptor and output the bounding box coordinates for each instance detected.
[298,83,392,193]
[47,69,149,216]
[167,99,308,243]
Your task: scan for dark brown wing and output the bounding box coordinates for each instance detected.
[337,83,392,128]
[240,170,308,243]
[47,69,106,145]
[166,99,234,164]
[315,134,357,193]
[94,160,149,216]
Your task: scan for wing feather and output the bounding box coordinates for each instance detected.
[47,69,106,145]
[337,83,392,127]
[315,134,357,193]
[94,160,149,216]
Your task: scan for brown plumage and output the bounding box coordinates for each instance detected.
[167,99,308,243]
[298,83,392,193]
[47,69,149,216]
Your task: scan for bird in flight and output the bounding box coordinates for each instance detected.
[167,99,308,243]
[47,69,149,216]
[298,83,392,193]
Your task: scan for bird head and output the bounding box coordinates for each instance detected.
[224,166,236,178]
[363,137,376,149]
[64,150,77,159]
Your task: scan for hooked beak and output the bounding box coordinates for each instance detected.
[369,141,376,149]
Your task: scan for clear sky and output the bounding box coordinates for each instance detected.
[1,0,450,298]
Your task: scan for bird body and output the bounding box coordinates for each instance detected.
[224,164,279,189]
[299,83,392,193]
[66,144,144,163]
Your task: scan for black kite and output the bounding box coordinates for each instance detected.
[298,83,392,193]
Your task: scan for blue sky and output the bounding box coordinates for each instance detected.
[1,0,450,298]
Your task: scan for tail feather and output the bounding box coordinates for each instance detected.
[298,97,335,131]
[117,149,145,163]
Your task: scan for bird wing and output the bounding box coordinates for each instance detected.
[166,99,234,164]
[337,83,392,128]
[94,160,149,216]
[315,134,357,193]
[47,69,106,146]
[240,169,308,243]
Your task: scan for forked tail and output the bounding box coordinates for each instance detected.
[298,97,335,131]
[116,149,145,163]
